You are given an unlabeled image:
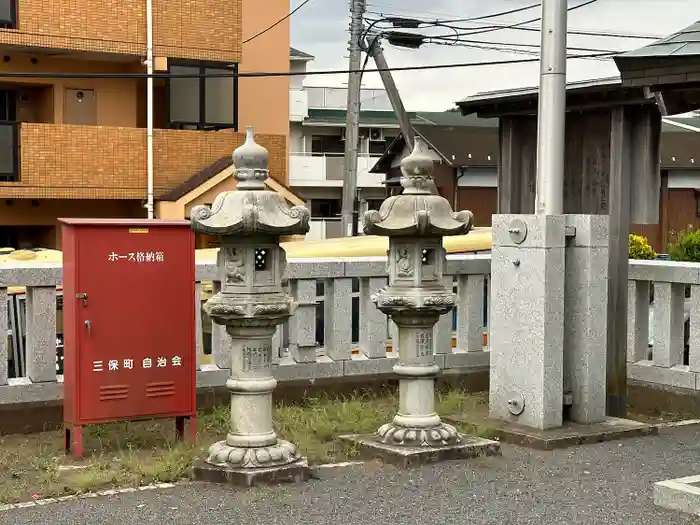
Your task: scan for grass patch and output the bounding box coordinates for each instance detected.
[0,388,486,504]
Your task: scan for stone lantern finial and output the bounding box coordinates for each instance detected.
[232,126,269,190]
[399,138,434,195]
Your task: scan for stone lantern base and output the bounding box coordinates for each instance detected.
[339,433,500,469]
[191,458,311,487]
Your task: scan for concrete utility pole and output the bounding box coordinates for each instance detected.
[366,36,414,150]
[340,0,366,237]
[534,0,567,215]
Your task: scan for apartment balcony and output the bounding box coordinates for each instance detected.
[0,0,242,63]
[0,123,286,200]
[306,86,393,111]
[290,89,308,122]
[289,153,384,188]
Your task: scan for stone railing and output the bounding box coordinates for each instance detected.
[3,255,698,409]
[627,260,700,391]
[0,254,492,407]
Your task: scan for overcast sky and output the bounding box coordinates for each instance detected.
[290,0,700,111]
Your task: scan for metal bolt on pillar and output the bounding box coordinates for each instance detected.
[190,127,311,486]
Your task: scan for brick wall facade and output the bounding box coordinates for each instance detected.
[0,0,242,62]
[12,124,286,199]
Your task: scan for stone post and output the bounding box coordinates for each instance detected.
[190,127,311,486]
[341,139,501,466]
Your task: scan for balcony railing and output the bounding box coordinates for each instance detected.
[0,122,19,182]
[306,86,393,111]
[1,254,698,409]
[289,153,384,187]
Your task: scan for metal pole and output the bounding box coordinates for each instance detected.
[340,0,366,237]
[534,0,567,215]
[368,37,415,150]
[145,0,154,219]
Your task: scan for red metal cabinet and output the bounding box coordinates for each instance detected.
[60,219,196,457]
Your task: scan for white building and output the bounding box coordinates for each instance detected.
[288,47,400,240]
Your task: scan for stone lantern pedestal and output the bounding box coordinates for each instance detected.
[190,128,311,486]
[341,140,501,467]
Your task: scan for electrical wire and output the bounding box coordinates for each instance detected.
[0,51,617,80]
[428,40,613,61]
[242,0,314,44]
[364,8,663,40]
[426,35,619,54]
[368,2,542,26]
[440,0,601,37]
[427,37,619,56]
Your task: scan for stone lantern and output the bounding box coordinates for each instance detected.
[343,139,500,465]
[190,127,311,486]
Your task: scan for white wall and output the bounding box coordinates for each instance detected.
[289,122,304,152]
[289,61,307,90]
[668,170,700,189]
[458,167,498,187]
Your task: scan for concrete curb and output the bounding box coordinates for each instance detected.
[0,461,368,512]
[0,482,178,512]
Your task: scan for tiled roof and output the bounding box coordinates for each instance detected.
[290,47,314,60]
[615,21,700,60]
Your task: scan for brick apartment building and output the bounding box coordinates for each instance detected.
[0,0,292,249]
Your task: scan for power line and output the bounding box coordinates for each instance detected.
[242,0,314,44]
[427,36,619,56]
[0,52,616,80]
[437,23,662,40]
[369,2,543,26]
[365,12,662,40]
[448,2,542,23]
[441,0,601,37]
[429,40,614,61]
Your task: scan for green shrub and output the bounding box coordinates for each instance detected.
[668,227,700,262]
[629,234,656,260]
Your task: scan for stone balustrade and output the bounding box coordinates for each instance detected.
[2,255,697,410]
[627,259,700,391]
[0,253,492,408]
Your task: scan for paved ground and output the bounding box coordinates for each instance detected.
[5,425,700,525]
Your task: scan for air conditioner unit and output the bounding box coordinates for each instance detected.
[369,128,384,142]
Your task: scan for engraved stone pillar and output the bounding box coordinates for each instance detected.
[190,127,311,486]
[341,139,501,466]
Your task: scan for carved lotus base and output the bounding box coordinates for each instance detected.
[205,439,303,469]
[204,293,296,327]
[371,289,456,319]
[375,422,462,447]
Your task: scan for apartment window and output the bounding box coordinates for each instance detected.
[366,199,384,211]
[0,89,18,181]
[311,199,341,218]
[167,60,238,130]
[0,0,17,29]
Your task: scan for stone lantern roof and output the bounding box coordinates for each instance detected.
[190,127,310,237]
[363,138,473,237]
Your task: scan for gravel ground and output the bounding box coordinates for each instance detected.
[4,425,700,525]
